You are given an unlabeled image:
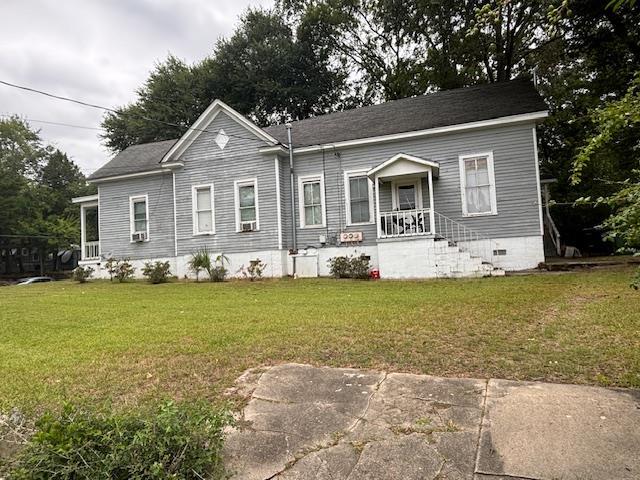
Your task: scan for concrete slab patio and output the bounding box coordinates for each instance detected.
[223,364,640,480]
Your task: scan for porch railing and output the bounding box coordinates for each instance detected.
[84,241,100,260]
[433,211,495,264]
[379,208,432,238]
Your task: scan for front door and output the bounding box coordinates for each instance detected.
[392,179,421,210]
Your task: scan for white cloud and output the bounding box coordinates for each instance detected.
[0,0,272,174]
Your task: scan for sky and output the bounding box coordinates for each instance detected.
[1,0,272,175]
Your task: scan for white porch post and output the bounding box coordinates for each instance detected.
[375,175,382,239]
[427,169,435,234]
[80,204,86,260]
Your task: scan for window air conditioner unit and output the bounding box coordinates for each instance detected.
[132,232,147,242]
[241,221,257,232]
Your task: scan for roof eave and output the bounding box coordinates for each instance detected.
[292,110,548,155]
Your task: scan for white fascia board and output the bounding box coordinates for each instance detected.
[72,194,99,204]
[88,169,169,184]
[368,153,440,179]
[293,111,549,155]
[259,145,289,155]
[161,99,280,163]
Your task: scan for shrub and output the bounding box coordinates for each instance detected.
[328,255,371,279]
[142,261,172,284]
[6,401,232,480]
[328,256,351,278]
[71,266,93,283]
[113,259,135,282]
[188,248,211,282]
[238,258,266,281]
[105,257,118,281]
[209,254,230,282]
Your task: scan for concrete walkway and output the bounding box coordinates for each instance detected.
[223,364,640,480]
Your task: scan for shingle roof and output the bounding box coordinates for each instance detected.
[89,139,177,180]
[89,79,546,180]
[264,79,547,147]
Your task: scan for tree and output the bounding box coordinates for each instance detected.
[280,0,561,101]
[0,117,92,273]
[101,9,347,152]
[572,72,640,286]
[535,0,640,252]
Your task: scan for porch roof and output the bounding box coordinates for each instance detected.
[71,194,98,204]
[367,153,439,180]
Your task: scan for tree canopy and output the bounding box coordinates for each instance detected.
[101,9,346,152]
[0,117,93,250]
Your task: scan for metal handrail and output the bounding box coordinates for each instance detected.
[433,211,496,264]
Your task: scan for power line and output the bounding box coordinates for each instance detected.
[0,113,102,131]
[0,79,284,145]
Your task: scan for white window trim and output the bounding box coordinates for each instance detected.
[234,178,260,232]
[458,151,498,217]
[129,194,150,242]
[391,178,423,210]
[344,169,375,225]
[191,184,215,236]
[298,173,326,229]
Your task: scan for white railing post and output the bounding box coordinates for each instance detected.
[427,169,435,234]
[375,176,382,239]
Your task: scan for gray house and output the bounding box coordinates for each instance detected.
[73,80,548,279]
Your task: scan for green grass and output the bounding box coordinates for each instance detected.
[1,268,639,411]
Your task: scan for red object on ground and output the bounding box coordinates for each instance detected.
[369,268,380,280]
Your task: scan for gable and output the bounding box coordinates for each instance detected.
[161,99,280,164]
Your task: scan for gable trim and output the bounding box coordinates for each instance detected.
[368,153,439,179]
[161,99,280,163]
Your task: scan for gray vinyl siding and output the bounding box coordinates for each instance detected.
[287,123,540,248]
[98,173,175,260]
[173,111,279,256]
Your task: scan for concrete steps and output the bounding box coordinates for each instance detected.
[432,239,504,278]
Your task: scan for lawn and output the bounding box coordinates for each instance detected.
[1,267,639,412]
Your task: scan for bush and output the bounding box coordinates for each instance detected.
[72,266,93,283]
[209,254,230,282]
[113,259,135,282]
[142,261,172,284]
[6,401,232,480]
[328,255,371,279]
[238,258,266,281]
[188,248,211,282]
[105,258,135,282]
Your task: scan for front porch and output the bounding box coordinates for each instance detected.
[72,195,100,262]
[368,153,438,240]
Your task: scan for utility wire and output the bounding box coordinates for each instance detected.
[0,113,102,131]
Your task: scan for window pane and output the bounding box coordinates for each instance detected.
[351,200,369,223]
[398,185,416,210]
[303,183,314,205]
[311,183,321,204]
[349,177,368,201]
[197,211,212,232]
[305,205,321,225]
[239,185,255,208]
[134,219,146,232]
[196,188,211,210]
[240,206,256,222]
[134,200,146,216]
[466,185,491,213]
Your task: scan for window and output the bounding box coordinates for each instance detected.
[459,152,497,216]
[344,170,374,225]
[129,195,149,240]
[192,184,215,235]
[391,179,422,211]
[234,179,259,232]
[298,174,325,228]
